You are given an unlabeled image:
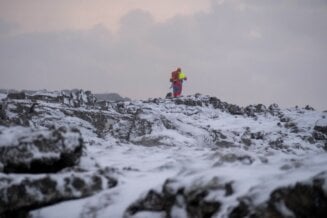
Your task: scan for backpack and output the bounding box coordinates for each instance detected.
[179,72,186,80]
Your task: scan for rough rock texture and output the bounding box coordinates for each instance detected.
[173,95,279,117]
[125,178,227,218]
[0,90,119,217]
[0,126,83,173]
[126,173,327,218]
[94,93,130,102]
[5,89,96,107]
[7,92,26,100]
[315,118,327,135]
[230,172,327,218]
[0,90,326,218]
[0,171,117,217]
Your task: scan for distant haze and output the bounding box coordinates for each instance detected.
[0,0,326,110]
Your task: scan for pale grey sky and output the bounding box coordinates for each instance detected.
[0,0,326,110]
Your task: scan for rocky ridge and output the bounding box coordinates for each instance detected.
[0,89,326,218]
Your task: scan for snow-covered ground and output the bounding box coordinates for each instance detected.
[1,91,326,218]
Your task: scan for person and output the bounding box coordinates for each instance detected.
[170,68,187,97]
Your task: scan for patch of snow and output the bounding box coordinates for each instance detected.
[316,118,327,127]
[0,93,7,100]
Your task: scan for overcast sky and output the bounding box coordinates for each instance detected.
[0,0,326,110]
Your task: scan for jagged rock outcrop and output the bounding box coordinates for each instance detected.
[173,95,281,117]
[5,89,96,107]
[94,92,130,102]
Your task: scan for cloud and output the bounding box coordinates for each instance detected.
[0,0,212,32]
[0,19,18,36]
[0,0,326,110]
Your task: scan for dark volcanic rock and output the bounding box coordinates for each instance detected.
[3,89,97,108]
[61,90,97,107]
[26,89,97,107]
[7,92,26,100]
[1,91,326,217]
[229,172,327,218]
[244,104,267,117]
[0,127,83,173]
[125,178,231,218]
[250,131,265,140]
[304,105,315,111]
[0,103,5,121]
[313,119,327,141]
[227,104,244,115]
[70,110,115,137]
[174,98,203,107]
[0,171,117,217]
[313,131,326,141]
[268,103,281,116]
[94,92,130,102]
[314,119,327,135]
[0,101,33,126]
[209,97,224,110]
[220,153,254,165]
[110,109,154,142]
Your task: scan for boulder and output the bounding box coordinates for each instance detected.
[244,104,267,116]
[209,97,223,109]
[0,126,83,173]
[304,105,315,110]
[227,104,244,115]
[62,89,97,107]
[268,103,281,115]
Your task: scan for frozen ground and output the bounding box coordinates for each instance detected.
[1,91,326,218]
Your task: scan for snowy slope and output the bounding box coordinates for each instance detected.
[0,91,326,218]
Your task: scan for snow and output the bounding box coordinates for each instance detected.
[33,140,327,218]
[1,94,326,218]
[0,126,37,147]
[29,90,61,98]
[0,93,6,101]
[316,118,327,128]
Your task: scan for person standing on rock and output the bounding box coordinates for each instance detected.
[170,67,187,97]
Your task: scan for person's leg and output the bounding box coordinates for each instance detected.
[173,81,182,97]
[173,86,179,97]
